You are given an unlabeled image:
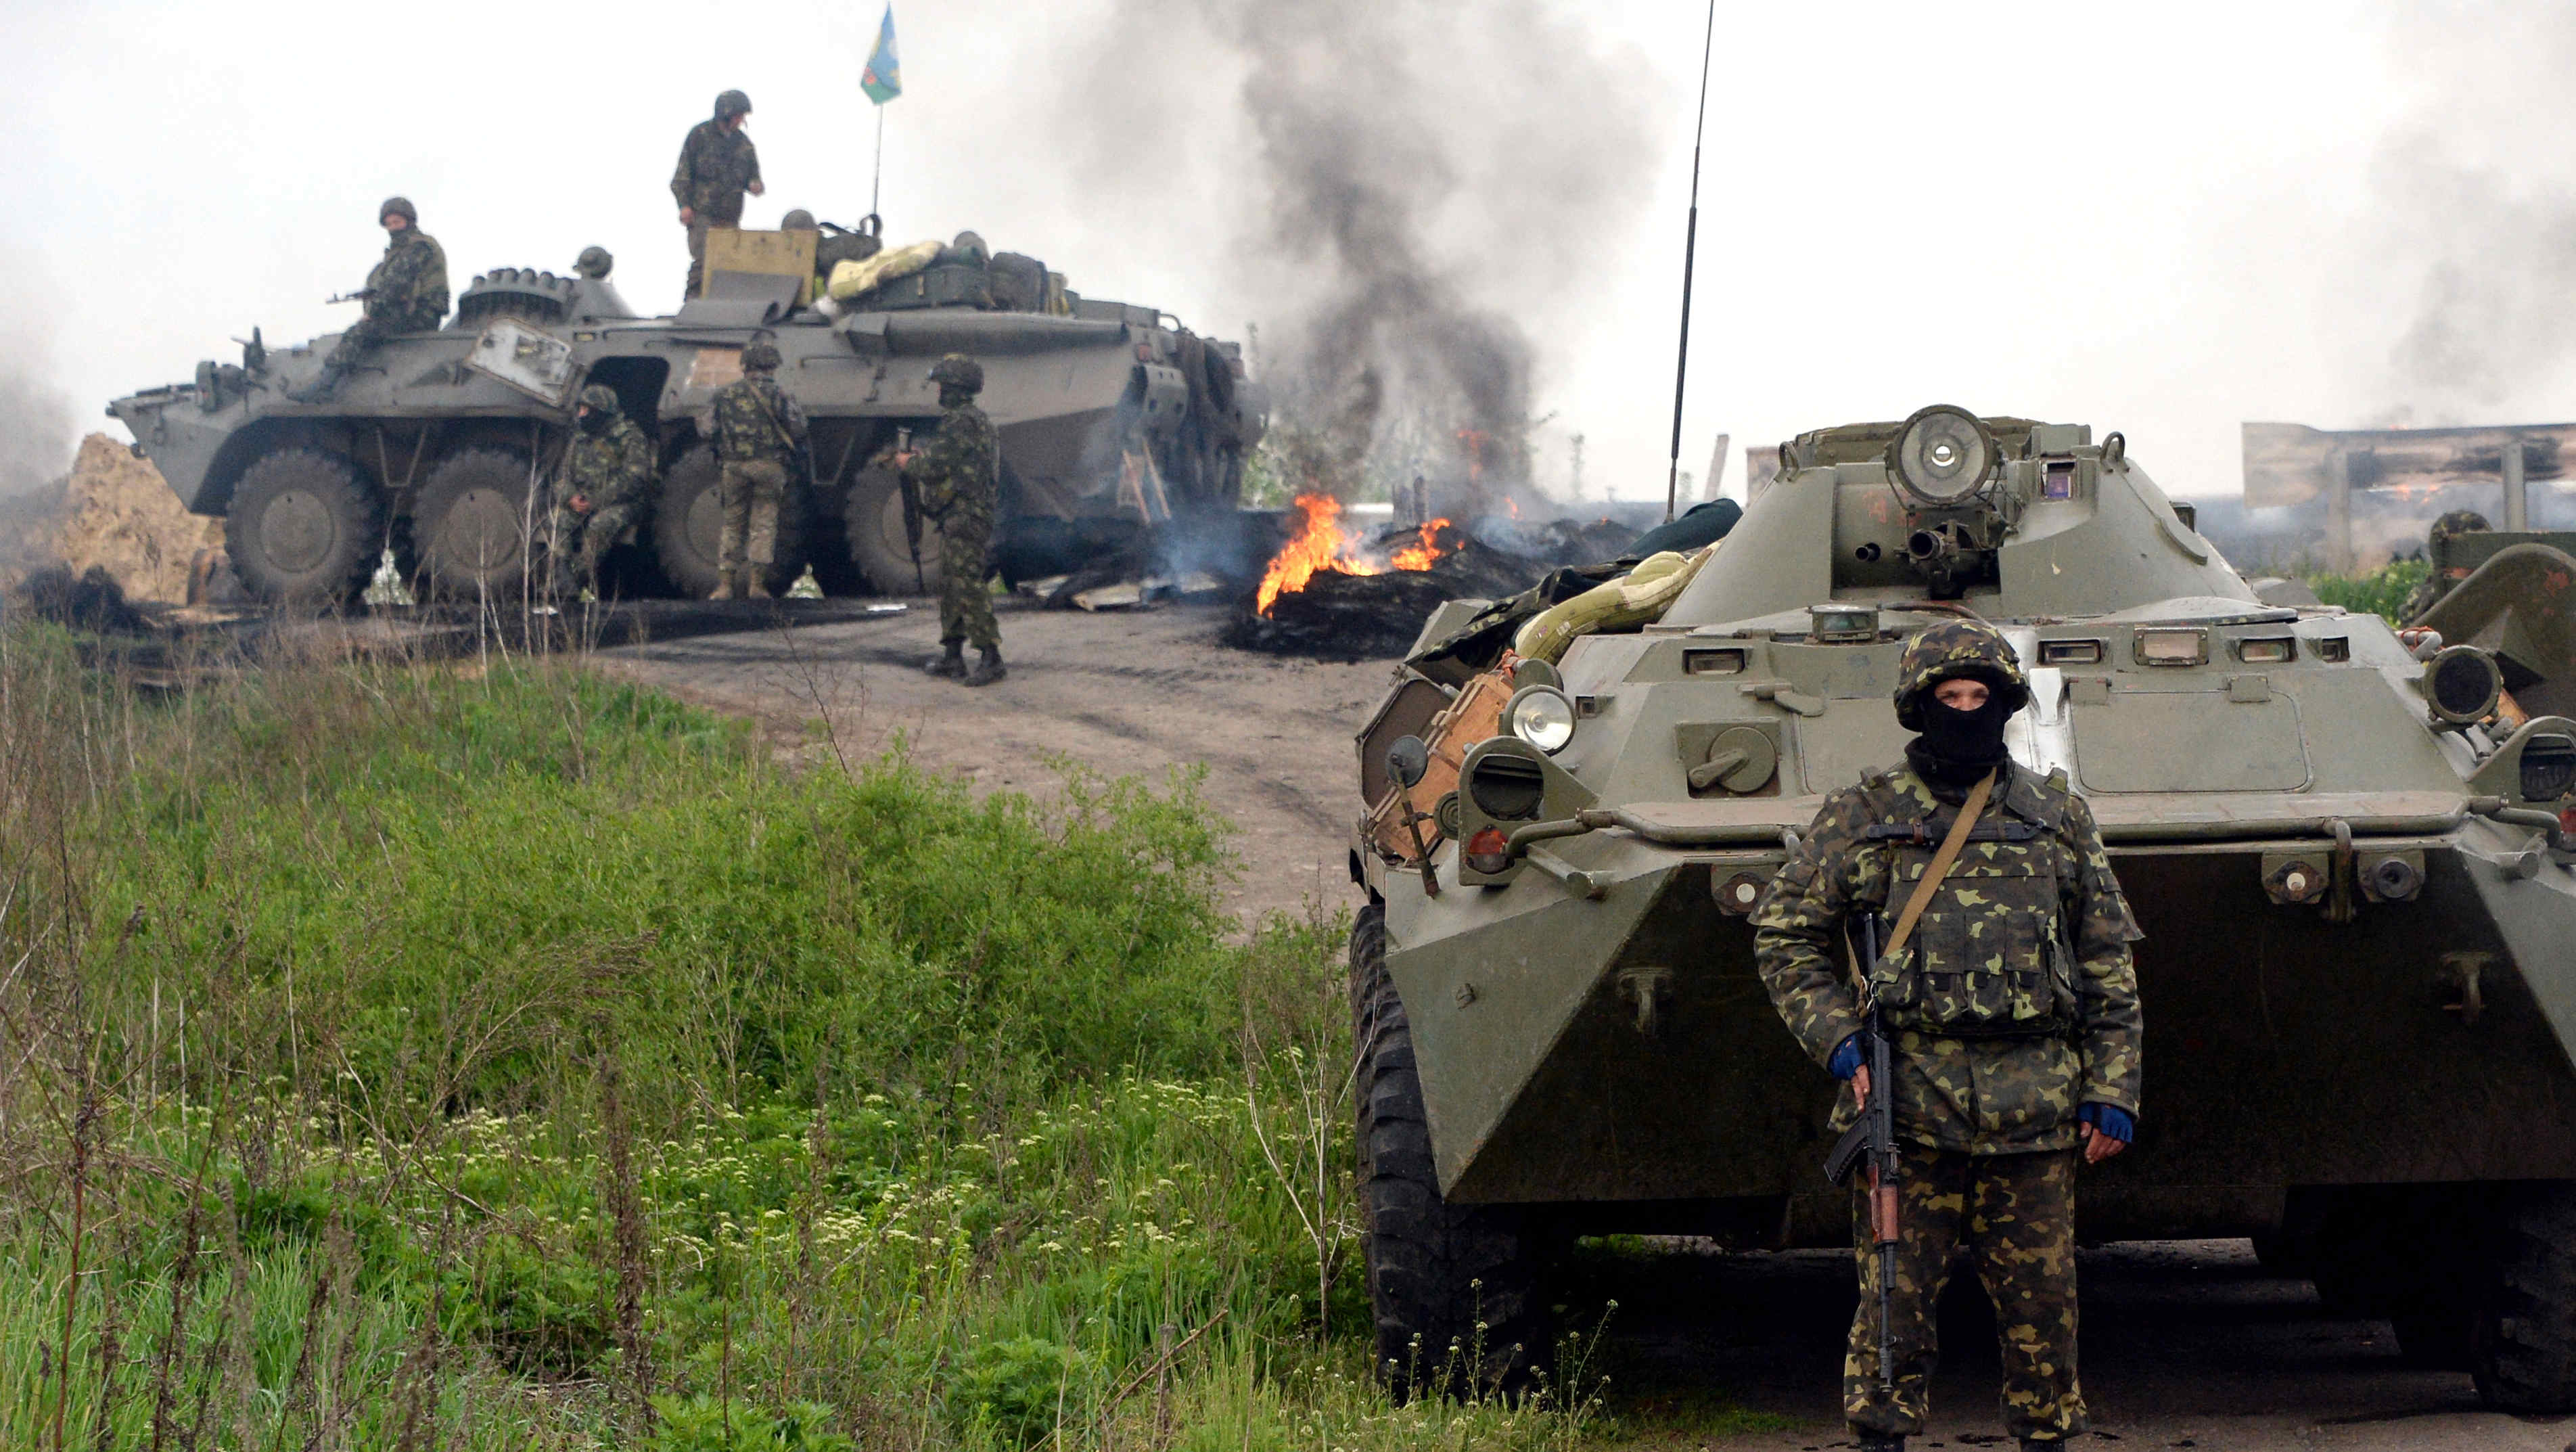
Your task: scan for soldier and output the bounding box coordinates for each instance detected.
[547,384,658,597]
[289,197,448,403]
[894,354,1005,685]
[671,89,764,299]
[2400,509,2492,622]
[1753,620,2144,1452]
[573,245,615,280]
[708,340,806,600]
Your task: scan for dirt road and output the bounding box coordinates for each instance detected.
[601,596,1387,925]
[603,595,2572,1452]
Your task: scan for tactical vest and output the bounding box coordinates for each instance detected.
[1859,769,2080,1039]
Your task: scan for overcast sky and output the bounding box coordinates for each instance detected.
[4,1,2572,505]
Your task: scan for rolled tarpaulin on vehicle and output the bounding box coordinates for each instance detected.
[827,240,942,300]
[1512,545,1716,664]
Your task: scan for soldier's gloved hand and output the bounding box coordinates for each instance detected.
[1826,1033,1864,1081]
[2077,1103,2133,1142]
[2077,1102,2134,1164]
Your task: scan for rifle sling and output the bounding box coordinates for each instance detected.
[1880,769,1995,967]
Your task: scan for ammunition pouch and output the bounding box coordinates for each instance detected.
[1869,842,2077,1039]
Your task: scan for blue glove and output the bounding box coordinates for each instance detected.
[1826,1033,1864,1081]
[2077,1103,2134,1143]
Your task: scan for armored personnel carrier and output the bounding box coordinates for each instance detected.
[1348,407,2576,1408]
[105,231,1265,601]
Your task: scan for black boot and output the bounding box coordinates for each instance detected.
[923,643,965,679]
[962,648,1007,687]
[1856,1435,1905,1452]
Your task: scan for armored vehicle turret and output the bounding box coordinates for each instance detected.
[1348,407,2576,1408]
[106,231,1264,602]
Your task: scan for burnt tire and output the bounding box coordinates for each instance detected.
[652,445,809,598]
[846,461,945,595]
[225,449,383,604]
[1350,902,1546,1400]
[2475,1181,2576,1411]
[411,448,535,600]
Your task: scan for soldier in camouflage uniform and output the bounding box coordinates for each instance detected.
[2399,509,2492,622]
[291,197,448,403]
[546,384,658,597]
[896,353,1005,685]
[708,340,806,600]
[671,89,764,300]
[1753,619,2144,1452]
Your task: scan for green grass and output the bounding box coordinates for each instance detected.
[0,624,1676,1451]
[2307,558,2429,624]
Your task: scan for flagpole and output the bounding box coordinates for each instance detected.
[1663,0,1718,524]
[871,105,886,218]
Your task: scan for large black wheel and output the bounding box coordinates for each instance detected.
[2476,1182,2576,1411]
[651,446,808,598]
[225,449,383,604]
[411,448,535,600]
[806,494,869,597]
[846,461,945,595]
[1350,903,1546,1400]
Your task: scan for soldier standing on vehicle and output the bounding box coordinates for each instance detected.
[2400,509,2492,622]
[289,197,448,403]
[1752,620,2144,1452]
[708,340,806,600]
[672,90,764,299]
[894,354,1005,685]
[548,384,658,597]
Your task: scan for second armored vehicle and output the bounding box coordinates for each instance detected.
[1349,407,2576,1409]
[106,230,1265,601]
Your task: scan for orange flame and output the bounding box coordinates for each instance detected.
[1258,495,1377,614]
[1389,518,1452,571]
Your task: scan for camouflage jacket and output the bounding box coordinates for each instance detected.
[711,376,806,463]
[365,229,448,330]
[670,120,761,224]
[1752,761,2144,1154]
[567,415,658,515]
[906,402,998,528]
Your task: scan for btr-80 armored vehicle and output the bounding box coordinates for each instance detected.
[1348,407,2576,1408]
[106,232,1264,601]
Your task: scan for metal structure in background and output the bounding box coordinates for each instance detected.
[2242,421,2576,570]
[1344,407,2576,1410]
[1661,0,1718,524]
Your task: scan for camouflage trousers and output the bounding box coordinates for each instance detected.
[545,503,638,593]
[934,517,998,651]
[323,305,442,376]
[1846,1143,2084,1443]
[684,212,741,300]
[717,459,786,574]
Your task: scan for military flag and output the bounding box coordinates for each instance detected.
[862,7,902,105]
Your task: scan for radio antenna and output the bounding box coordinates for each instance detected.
[1663,0,1718,523]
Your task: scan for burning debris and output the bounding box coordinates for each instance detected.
[1227,492,1640,658]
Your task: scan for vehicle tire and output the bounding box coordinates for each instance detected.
[806,506,869,597]
[225,448,383,604]
[652,445,809,599]
[846,460,946,595]
[1350,902,1547,1401]
[2475,1182,2576,1411]
[411,447,535,600]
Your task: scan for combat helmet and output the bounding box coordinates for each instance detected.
[740,340,782,373]
[2429,509,2492,555]
[1892,618,2030,730]
[714,89,752,120]
[379,196,417,225]
[929,353,984,394]
[573,245,614,279]
[780,209,818,231]
[576,384,620,413]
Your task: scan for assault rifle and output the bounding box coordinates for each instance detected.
[1824,912,1900,1393]
[325,288,377,305]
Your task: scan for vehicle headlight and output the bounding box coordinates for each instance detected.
[1507,685,1578,754]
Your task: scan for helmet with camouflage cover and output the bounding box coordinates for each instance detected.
[2429,509,2491,555]
[379,196,417,225]
[1891,618,2030,730]
[929,353,984,394]
[739,340,782,373]
[573,245,614,279]
[576,384,620,413]
[780,209,817,231]
[714,89,752,120]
